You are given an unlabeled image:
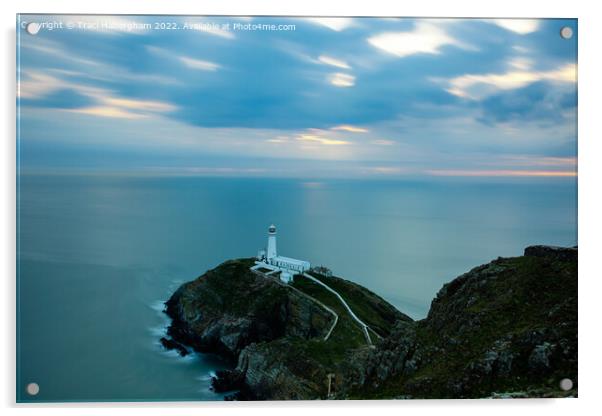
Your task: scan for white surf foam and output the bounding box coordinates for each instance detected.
[148,324,168,337]
[149,299,167,313]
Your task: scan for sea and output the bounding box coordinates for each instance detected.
[16,174,577,401]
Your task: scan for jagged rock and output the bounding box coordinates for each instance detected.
[211,369,244,392]
[528,342,554,373]
[524,245,577,261]
[159,337,189,356]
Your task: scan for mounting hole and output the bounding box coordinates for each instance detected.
[559,378,573,391]
[25,22,41,35]
[560,26,573,40]
[26,382,40,396]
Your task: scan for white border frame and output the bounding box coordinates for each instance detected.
[3,1,600,415]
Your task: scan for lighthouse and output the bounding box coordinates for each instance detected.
[266,224,277,261]
[253,224,311,284]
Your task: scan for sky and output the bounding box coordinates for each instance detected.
[17,15,577,179]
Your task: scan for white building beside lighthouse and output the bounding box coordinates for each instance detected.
[253,224,311,284]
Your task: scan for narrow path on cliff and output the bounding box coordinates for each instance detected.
[250,270,339,341]
[302,273,379,345]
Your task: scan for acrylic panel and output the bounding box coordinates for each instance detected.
[16,15,577,402]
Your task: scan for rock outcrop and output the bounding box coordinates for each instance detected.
[343,245,577,399]
[163,258,407,399]
[164,259,334,360]
[162,246,577,400]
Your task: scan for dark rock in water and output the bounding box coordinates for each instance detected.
[159,337,189,356]
[211,369,245,392]
[163,246,577,400]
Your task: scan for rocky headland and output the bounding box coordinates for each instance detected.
[161,245,577,400]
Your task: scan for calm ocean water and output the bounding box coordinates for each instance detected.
[16,174,577,401]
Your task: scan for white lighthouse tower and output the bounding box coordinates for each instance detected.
[266,224,277,261]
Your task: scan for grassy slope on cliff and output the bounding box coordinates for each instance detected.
[290,277,367,366]
[306,272,412,337]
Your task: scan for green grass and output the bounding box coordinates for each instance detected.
[181,258,289,317]
[306,272,408,336]
[291,277,367,365]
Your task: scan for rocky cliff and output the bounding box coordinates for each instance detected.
[162,246,577,400]
[163,258,407,399]
[343,245,577,399]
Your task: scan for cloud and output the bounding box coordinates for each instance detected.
[308,18,354,32]
[444,63,576,100]
[425,169,575,177]
[147,46,221,72]
[64,95,176,119]
[477,80,576,124]
[266,135,290,144]
[367,21,467,58]
[317,55,351,69]
[331,125,368,133]
[371,139,395,146]
[179,56,221,71]
[328,72,355,87]
[17,16,578,178]
[20,39,100,67]
[296,133,350,146]
[266,129,354,148]
[364,166,409,175]
[21,39,182,86]
[489,19,540,35]
[183,19,236,39]
[19,88,95,110]
[18,71,65,99]
[19,70,176,119]
[508,57,534,71]
[486,155,577,167]
[18,70,106,99]
[512,45,530,54]
[64,106,148,119]
[100,97,176,112]
[177,167,267,175]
